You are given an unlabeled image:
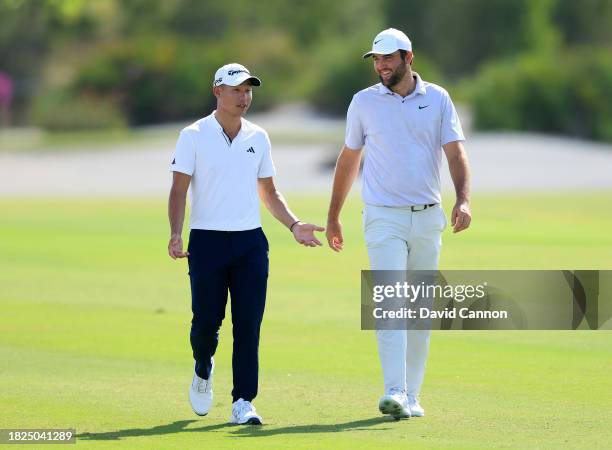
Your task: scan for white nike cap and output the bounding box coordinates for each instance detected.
[363,28,412,58]
[212,63,261,87]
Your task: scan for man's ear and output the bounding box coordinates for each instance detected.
[212,85,222,98]
[407,52,414,66]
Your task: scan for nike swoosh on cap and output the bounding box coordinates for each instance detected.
[374,39,383,44]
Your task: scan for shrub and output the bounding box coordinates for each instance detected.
[30,89,126,131]
[71,34,302,125]
[471,49,612,141]
[73,37,219,126]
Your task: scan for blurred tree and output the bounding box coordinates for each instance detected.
[0,0,98,123]
[471,49,612,141]
[3,0,611,133]
[117,0,385,50]
[553,0,612,47]
[382,0,533,78]
[524,0,561,54]
[0,1,50,122]
[68,0,387,122]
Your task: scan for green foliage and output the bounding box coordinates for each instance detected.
[471,49,612,141]
[382,0,612,78]
[554,0,612,47]
[309,39,378,116]
[70,33,303,125]
[0,0,100,121]
[220,32,303,112]
[115,0,384,46]
[383,0,534,78]
[30,89,125,131]
[3,0,612,136]
[72,38,219,125]
[523,0,562,55]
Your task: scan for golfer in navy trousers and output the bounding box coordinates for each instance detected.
[168,63,324,425]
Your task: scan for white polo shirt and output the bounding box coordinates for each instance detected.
[345,73,465,206]
[170,112,276,231]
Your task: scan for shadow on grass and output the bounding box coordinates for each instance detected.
[228,416,398,437]
[76,420,229,441]
[76,417,398,441]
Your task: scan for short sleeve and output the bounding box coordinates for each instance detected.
[258,132,276,178]
[344,95,365,150]
[440,91,465,146]
[170,130,196,175]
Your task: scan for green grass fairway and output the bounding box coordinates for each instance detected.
[1,192,611,449]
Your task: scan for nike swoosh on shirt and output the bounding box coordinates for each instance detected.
[418,105,429,110]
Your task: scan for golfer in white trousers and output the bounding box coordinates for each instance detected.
[326,28,472,419]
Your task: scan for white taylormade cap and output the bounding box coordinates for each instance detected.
[212,63,261,87]
[362,28,412,58]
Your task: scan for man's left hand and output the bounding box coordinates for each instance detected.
[292,222,325,247]
[451,201,471,233]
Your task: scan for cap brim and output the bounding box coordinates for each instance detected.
[363,46,410,59]
[363,49,398,59]
[226,75,261,87]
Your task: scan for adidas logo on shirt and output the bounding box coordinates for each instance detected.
[246,147,255,153]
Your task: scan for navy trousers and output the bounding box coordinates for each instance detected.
[187,227,268,402]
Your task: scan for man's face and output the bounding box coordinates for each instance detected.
[372,51,410,88]
[214,81,253,116]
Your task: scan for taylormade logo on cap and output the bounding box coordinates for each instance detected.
[212,63,262,87]
[363,28,412,59]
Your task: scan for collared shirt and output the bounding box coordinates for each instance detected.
[170,112,276,231]
[345,73,465,207]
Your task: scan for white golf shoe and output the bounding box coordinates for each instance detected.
[189,360,214,416]
[229,398,263,425]
[408,393,425,417]
[378,388,411,419]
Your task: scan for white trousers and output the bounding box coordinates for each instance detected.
[363,204,447,396]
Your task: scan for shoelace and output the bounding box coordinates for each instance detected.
[196,378,210,393]
[234,400,255,417]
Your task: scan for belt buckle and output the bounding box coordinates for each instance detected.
[411,204,427,212]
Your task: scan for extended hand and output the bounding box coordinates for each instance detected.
[168,234,190,259]
[292,222,325,247]
[451,201,471,233]
[325,219,344,252]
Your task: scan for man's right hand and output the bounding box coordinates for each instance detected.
[168,234,189,259]
[326,219,344,252]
